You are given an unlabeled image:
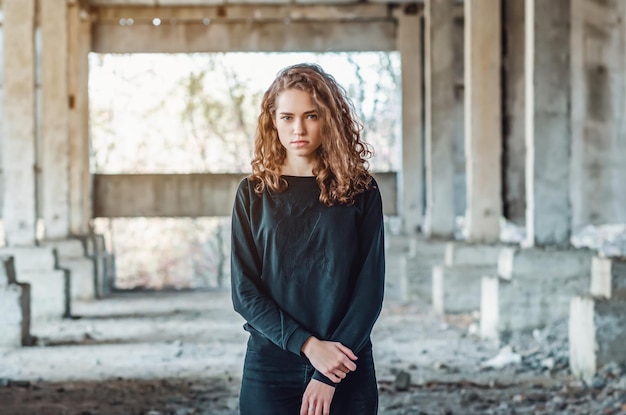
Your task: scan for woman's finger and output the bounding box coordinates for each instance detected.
[336,343,358,361]
[323,398,331,415]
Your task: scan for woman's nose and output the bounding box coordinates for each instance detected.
[293,118,306,135]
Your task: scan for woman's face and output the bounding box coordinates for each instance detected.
[273,88,322,164]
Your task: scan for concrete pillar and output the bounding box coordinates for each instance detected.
[591,256,626,299]
[463,0,502,242]
[525,0,572,246]
[68,3,93,236]
[570,0,626,228]
[569,295,626,382]
[502,0,526,225]
[0,256,31,347]
[397,9,424,235]
[40,0,71,239]
[1,0,37,246]
[424,0,456,238]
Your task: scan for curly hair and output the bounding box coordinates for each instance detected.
[250,63,374,206]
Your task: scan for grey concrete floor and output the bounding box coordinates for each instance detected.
[0,253,623,414]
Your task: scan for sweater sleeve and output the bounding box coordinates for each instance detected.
[230,179,313,356]
[311,180,386,386]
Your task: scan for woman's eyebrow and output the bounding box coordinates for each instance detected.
[277,109,316,115]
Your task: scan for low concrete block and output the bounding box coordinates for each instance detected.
[481,248,593,338]
[0,255,31,347]
[41,238,96,302]
[591,256,626,299]
[569,295,626,381]
[444,242,503,266]
[40,238,86,258]
[385,254,410,303]
[0,247,71,321]
[92,233,115,298]
[0,247,56,273]
[432,264,495,314]
[77,234,107,298]
[0,284,31,347]
[497,247,593,281]
[19,270,68,321]
[406,238,448,302]
[61,257,96,302]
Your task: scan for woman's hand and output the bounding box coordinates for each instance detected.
[301,337,357,383]
[299,378,335,415]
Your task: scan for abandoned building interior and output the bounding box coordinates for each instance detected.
[0,0,625,414]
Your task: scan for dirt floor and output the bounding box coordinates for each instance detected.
[1,285,625,415]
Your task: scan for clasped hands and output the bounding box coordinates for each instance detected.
[299,337,357,415]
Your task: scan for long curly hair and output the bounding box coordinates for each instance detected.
[250,63,373,206]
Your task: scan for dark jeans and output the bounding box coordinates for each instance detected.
[239,334,378,415]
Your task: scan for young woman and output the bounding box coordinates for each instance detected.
[230,62,385,415]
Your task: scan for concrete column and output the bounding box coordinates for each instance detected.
[424,0,456,238]
[525,0,572,246]
[464,0,502,243]
[1,0,37,246]
[40,0,71,239]
[502,0,526,225]
[397,10,424,235]
[68,3,93,236]
[570,0,626,228]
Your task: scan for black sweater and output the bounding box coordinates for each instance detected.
[230,175,385,386]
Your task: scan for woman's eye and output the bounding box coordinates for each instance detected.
[307,114,318,120]
[281,116,292,121]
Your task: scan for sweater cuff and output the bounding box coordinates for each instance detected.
[312,370,337,388]
[285,326,312,356]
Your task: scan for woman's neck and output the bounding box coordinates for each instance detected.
[281,158,316,177]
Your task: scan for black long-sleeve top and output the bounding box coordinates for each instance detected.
[230,175,385,386]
